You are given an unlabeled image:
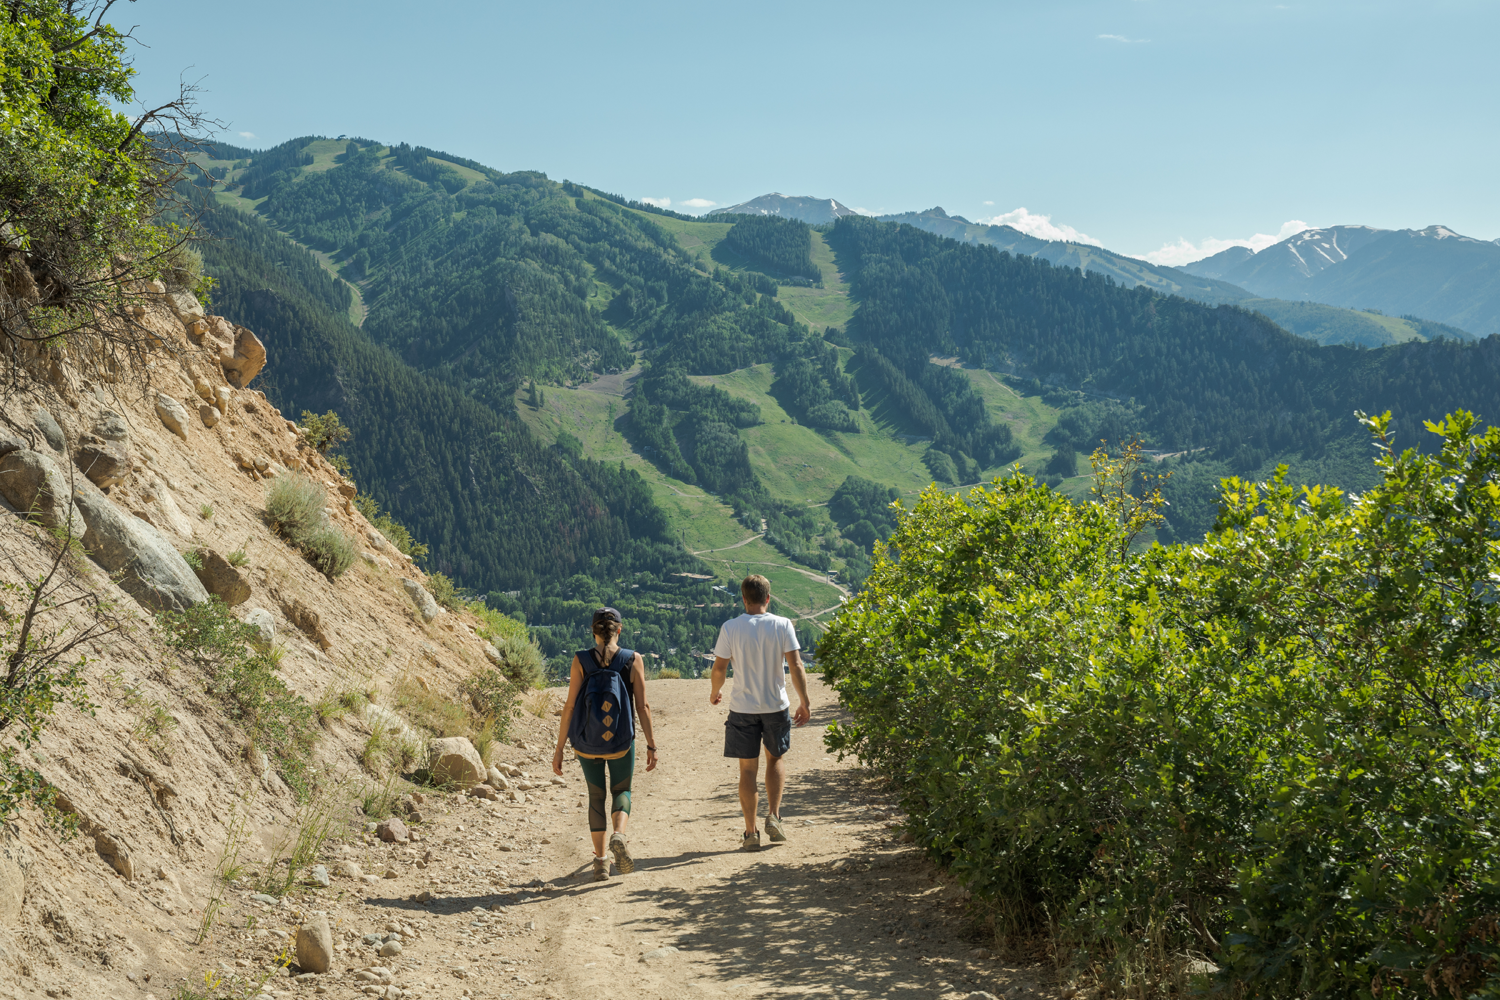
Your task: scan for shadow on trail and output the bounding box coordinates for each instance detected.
[611,766,1022,998]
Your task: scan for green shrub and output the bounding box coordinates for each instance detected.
[470,601,546,686]
[159,598,318,798]
[426,571,461,610]
[820,415,1500,997]
[297,410,351,453]
[458,670,522,746]
[265,472,355,579]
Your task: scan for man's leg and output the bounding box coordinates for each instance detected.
[738,755,761,832]
[764,750,787,819]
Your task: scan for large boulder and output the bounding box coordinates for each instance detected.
[222,326,266,388]
[69,478,208,610]
[401,578,439,622]
[154,393,189,440]
[428,737,484,789]
[73,433,131,489]
[192,549,251,606]
[0,449,86,538]
[0,429,24,459]
[295,913,334,974]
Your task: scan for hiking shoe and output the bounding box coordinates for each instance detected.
[766,814,787,843]
[592,856,609,882]
[609,832,635,874]
[741,829,761,851]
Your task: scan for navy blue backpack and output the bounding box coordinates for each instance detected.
[568,647,636,756]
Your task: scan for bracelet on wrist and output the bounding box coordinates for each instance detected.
[647,746,657,752]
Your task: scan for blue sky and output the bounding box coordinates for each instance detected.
[124,0,1499,263]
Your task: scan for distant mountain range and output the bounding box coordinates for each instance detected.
[714,194,1498,340]
[713,193,859,223]
[1179,224,1500,335]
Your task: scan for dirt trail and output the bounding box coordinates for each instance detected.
[293,678,1058,1000]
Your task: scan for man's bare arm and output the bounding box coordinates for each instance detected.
[785,650,811,725]
[709,656,730,705]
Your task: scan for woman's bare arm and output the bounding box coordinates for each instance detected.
[631,653,658,771]
[551,657,585,775]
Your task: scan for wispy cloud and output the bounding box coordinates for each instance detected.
[1098,33,1149,43]
[977,207,1103,246]
[237,131,256,138]
[1142,220,1310,266]
[982,200,995,206]
[681,198,716,209]
[640,196,671,208]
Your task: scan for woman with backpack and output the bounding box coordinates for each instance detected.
[552,607,658,881]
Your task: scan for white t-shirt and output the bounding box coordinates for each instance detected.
[713,612,801,714]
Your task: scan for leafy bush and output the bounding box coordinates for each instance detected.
[820,416,1500,997]
[265,472,355,578]
[297,410,352,453]
[426,571,461,610]
[471,602,546,687]
[159,599,318,798]
[458,670,522,745]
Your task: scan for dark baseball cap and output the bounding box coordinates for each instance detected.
[592,607,622,626]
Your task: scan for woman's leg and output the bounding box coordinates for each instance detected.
[576,755,608,857]
[605,746,637,872]
[606,745,636,831]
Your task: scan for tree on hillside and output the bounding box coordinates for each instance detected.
[1,0,217,388]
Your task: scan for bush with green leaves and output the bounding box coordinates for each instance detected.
[470,602,546,687]
[159,598,318,798]
[265,472,354,578]
[820,413,1500,998]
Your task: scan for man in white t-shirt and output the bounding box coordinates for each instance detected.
[710,574,812,851]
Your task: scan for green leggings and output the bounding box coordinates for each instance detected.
[577,745,634,833]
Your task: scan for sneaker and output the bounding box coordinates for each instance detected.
[741,829,761,851]
[592,856,609,882]
[765,814,786,843]
[609,832,635,874]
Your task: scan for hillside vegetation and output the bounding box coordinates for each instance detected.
[823,418,1500,996]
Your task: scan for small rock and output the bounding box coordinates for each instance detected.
[335,860,362,879]
[468,784,498,801]
[93,411,129,442]
[193,548,251,606]
[243,606,275,650]
[382,868,399,879]
[154,393,189,440]
[428,736,484,789]
[508,789,527,804]
[0,429,25,459]
[199,403,220,428]
[485,767,511,791]
[308,865,330,888]
[93,828,133,880]
[401,577,440,622]
[249,893,278,905]
[550,777,566,786]
[496,841,516,853]
[483,642,502,666]
[295,913,334,974]
[968,993,1001,1000]
[641,946,679,964]
[215,386,231,416]
[192,377,213,401]
[31,409,65,452]
[376,818,409,844]
[378,939,403,958]
[415,890,434,903]
[499,762,523,777]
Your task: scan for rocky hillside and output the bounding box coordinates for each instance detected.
[0,286,554,1000]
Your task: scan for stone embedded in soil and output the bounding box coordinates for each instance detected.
[243,606,275,649]
[640,946,680,964]
[428,736,484,788]
[0,449,87,538]
[309,864,330,888]
[193,548,251,606]
[31,409,65,452]
[154,392,190,439]
[199,402,220,428]
[378,938,403,957]
[74,433,131,488]
[376,818,410,843]
[336,860,363,879]
[295,913,334,974]
[401,577,440,622]
[71,477,209,610]
[486,767,511,790]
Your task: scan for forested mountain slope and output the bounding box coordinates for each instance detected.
[828,215,1500,537]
